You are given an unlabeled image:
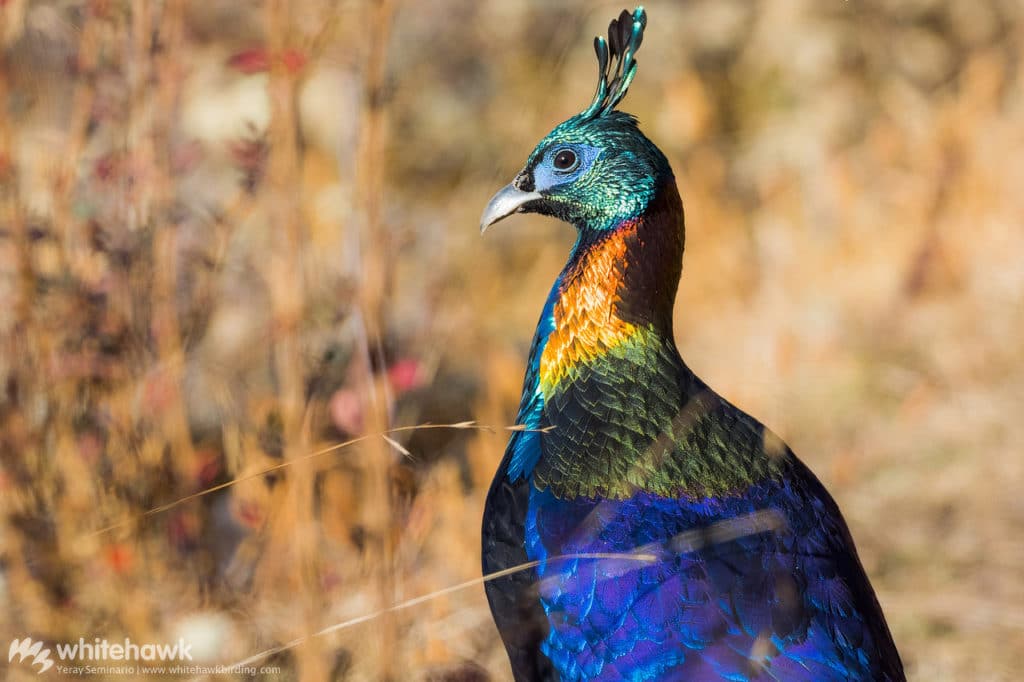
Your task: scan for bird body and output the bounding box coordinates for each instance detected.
[481,8,903,681]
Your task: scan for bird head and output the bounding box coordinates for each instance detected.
[481,7,671,234]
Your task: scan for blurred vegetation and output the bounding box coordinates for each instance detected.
[0,0,1022,680]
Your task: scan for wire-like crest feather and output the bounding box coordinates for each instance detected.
[580,7,647,119]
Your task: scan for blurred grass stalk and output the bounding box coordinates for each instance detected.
[351,0,399,678]
[254,0,326,679]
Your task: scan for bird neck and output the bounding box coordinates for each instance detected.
[537,181,685,396]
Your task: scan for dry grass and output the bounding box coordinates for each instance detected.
[0,1,1022,680]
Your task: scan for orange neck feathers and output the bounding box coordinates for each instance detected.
[538,220,641,394]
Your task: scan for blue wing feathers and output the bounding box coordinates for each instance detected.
[507,283,558,482]
[524,477,899,681]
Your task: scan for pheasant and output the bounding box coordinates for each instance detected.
[479,8,904,681]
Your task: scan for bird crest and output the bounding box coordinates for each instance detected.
[579,7,648,120]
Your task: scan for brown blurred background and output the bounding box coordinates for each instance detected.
[1,0,1022,680]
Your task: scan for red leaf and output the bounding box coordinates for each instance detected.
[388,358,424,393]
[228,47,307,74]
[105,543,134,574]
[228,48,270,74]
[280,49,308,74]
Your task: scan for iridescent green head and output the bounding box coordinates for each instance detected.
[481,7,672,234]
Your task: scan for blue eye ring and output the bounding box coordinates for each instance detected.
[552,148,580,173]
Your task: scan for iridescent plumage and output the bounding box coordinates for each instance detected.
[481,8,903,681]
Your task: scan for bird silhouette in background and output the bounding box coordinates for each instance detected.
[479,8,904,681]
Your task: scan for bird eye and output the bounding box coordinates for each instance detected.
[552,149,579,172]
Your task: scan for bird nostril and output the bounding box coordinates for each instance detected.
[513,171,535,193]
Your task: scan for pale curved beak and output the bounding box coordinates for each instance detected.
[480,184,542,233]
